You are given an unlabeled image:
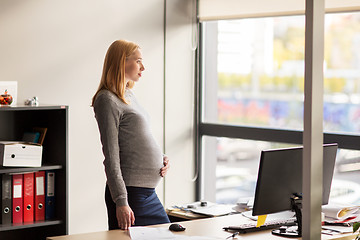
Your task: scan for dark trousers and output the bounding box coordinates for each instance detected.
[105,185,170,230]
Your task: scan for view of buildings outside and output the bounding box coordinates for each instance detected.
[202,12,360,205]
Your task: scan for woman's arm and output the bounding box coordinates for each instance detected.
[94,93,134,229]
[94,94,128,206]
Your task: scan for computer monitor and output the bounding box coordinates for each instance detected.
[252,143,338,237]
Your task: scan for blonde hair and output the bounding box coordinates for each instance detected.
[92,40,139,106]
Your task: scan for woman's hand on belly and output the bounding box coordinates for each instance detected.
[160,156,170,177]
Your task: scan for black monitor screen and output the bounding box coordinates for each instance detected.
[252,143,338,216]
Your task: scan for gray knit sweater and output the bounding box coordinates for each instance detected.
[93,89,163,207]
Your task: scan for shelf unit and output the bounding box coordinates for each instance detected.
[0,105,68,240]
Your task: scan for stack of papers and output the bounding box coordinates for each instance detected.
[322,204,360,220]
[190,205,234,217]
[322,225,354,234]
[177,201,234,217]
[321,204,360,236]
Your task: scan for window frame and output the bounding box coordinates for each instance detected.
[196,16,360,200]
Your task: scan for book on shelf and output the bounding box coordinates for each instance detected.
[22,127,47,145]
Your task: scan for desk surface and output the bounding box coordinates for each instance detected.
[47,214,357,240]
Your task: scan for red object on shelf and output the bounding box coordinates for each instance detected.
[12,174,23,224]
[0,90,13,105]
[34,171,45,221]
[23,172,34,223]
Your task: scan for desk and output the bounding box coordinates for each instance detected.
[47,214,357,240]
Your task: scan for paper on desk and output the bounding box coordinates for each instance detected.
[322,204,360,220]
[177,201,234,217]
[129,227,174,240]
[322,225,354,234]
[129,227,222,240]
[188,204,234,217]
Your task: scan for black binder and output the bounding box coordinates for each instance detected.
[1,174,12,224]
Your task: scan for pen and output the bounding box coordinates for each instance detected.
[226,231,239,239]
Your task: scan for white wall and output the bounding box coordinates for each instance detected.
[164,0,197,206]
[0,0,195,235]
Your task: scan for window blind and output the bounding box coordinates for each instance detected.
[198,0,360,21]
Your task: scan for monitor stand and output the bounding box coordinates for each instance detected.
[272,194,302,238]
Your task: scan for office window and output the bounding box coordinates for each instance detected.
[199,12,360,205]
[203,13,360,133]
[202,137,299,203]
[203,136,360,205]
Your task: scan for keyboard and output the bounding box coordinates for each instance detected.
[223,218,297,234]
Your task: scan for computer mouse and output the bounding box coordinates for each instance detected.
[169,223,186,232]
